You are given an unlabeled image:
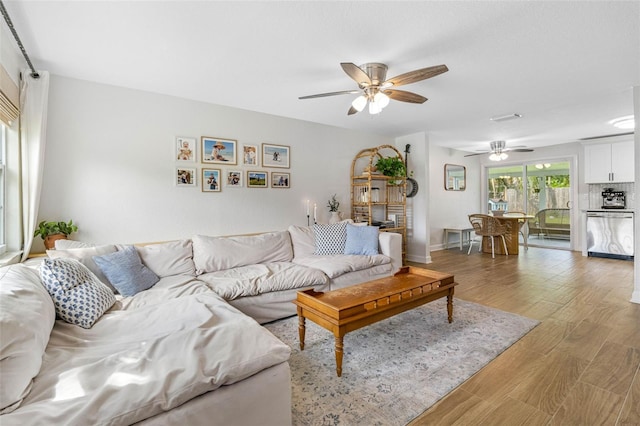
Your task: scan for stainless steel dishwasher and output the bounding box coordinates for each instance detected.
[586,211,634,260]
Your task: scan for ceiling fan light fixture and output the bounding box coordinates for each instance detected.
[609,115,635,130]
[374,91,390,108]
[369,100,382,115]
[352,95,367,112]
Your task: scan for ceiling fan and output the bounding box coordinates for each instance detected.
[298,62,448,115]
[464,141,534,161]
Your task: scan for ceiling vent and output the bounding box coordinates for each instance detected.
[490,113,522,122]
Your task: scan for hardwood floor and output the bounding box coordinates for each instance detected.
[407,246,640,425]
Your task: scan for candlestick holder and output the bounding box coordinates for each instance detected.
[307,214,310,226]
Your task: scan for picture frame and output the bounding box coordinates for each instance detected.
[242,144,259,166]
[271,172,290,188]
[176,137,196,162]
[201,137,237,164]
[247,171,268,188]
[176,167,196,187]
[201,168,221,192]
[262,143,290,168]
[225,170,243,187]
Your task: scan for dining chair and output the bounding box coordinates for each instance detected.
[467,214,509,258]
[508,211,529,251]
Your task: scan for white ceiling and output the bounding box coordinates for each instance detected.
[3,1,639,153]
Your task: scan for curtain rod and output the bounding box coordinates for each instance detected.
[0,0,39,79]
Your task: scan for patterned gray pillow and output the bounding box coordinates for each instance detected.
[40,258,116,329]
[313,222,348,255]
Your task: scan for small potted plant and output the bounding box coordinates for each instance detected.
[34,220,78,250]
[327,194,341,224]
[375,156,406,185]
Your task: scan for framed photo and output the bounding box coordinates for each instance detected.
[201,169,221,192]
[262,143,290,168]
[225,170,243,187]
[201,137,237,164]
[271,172,290,188]
[242,144,258,166]
[247,171,268,188]
[176,137,196,162]
[176,167,196,187]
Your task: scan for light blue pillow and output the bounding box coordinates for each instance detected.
[344,224,380,256]
[93,245,159,297]
[40,258,116,328]
[313,222,348,255]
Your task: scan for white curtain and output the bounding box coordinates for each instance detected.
[19,70,49,261]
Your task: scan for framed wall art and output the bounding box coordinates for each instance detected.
[201,137,237,164]
[225,170,243,187]
[176,137,196,162]
[202,168,221,192]
[271,172,290,188]
[247,171,268,188]
[262,143,290,168]
[176,167,196,187]
[242,144,258,166]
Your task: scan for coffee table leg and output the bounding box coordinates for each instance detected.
[334,335,344,377]
[447,292,454,323]
[298,314,306,351]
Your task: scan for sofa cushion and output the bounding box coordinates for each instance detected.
[287,225,316,258]
[54,239,94,249]
[293,254,391,279]
[197,261,329,300]
[136,240,196,278]
[344,224,380,255]
[313,222,348,255]
[40,258,116,329]
[192,231,293,274]
[93,246,160,297]
[47,244,118,292]
[0,265,56,414]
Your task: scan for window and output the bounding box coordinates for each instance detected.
[0,123,5,254]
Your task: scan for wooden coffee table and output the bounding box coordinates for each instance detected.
[293,266,457,377]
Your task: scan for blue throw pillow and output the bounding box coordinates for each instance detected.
[344,224,380,256]
[313,222,348,255]
[93,245,159,297]
[40,258,116,328]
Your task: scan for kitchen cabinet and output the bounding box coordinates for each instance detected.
[584,140,634,183]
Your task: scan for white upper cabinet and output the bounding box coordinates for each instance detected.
[584,140,634,183]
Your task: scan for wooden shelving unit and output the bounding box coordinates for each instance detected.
[351,145,407,259]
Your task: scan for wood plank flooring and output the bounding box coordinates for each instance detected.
[407,246,640,425]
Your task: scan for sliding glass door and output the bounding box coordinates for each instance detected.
[487,161,571,250]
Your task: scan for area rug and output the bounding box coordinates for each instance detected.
[264,298,539,426]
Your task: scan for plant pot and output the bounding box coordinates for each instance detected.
[44,233,67,250]
[329,211,342,224]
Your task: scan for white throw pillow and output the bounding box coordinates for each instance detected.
[136,240,196,277]
[0,264,56,413]
[46,244,118,292]
[40,258,116,329]
[287,225,316,258]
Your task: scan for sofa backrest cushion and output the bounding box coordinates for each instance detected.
[192,231,293,274]
[0,265,56,414]
[136,240,196,278]
[93,246,160,297]
[287,225,316,258]
[46,244,118,293]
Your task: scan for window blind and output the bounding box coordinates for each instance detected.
[0,64,19,126]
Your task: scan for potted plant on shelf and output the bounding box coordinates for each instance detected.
[327,194,342,224]
[34,220,78,250]
[375,156,406,185]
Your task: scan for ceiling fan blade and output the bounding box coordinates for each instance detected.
[463,152,489,157]
[384,64,449,88]
[383,89,427,104]
[347,106,359,116]
[340,63,372,86]
[299,90,361,100]
[508,148,534,152]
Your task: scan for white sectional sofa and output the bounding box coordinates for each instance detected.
[0,222,402,425]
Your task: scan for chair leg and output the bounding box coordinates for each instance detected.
[467,239,473,255]
[501,235,509,255]
[490,236,495,258]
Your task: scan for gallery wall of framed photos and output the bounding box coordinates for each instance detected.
[175,136,291,192]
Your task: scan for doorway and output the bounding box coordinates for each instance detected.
[487,160,572,250]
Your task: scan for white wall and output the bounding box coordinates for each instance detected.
[36,76,392,252]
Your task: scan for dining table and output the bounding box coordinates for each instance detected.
[481,213,534,255]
